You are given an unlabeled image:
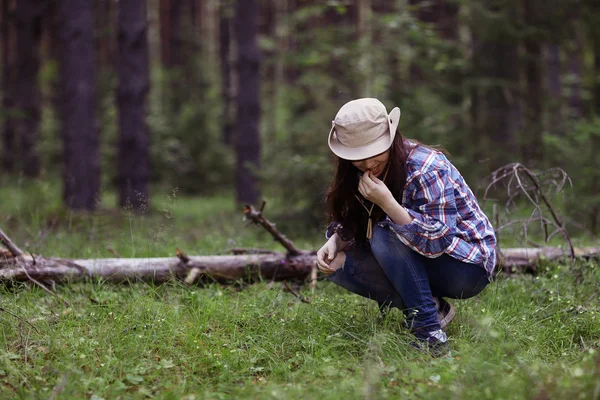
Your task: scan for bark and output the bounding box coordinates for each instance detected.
[523,0,543,165]
[0,252,316,283]
[545,43,563,135]
[1,0,16,173]
[116,0,151,211]
[592,20,600,116]
[14,0,46,177]
[219,0,234,145]
[159,0,172,66]
[95,0,115,68]
[1,247,599,284]
[60,0,100,211]
[234,0,261,205]
[567,29,583,120]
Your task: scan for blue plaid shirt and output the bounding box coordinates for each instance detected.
[327,144,497,278]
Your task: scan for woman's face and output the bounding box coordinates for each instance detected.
[351,150,390,177]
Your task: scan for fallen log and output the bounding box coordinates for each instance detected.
[0,252,316,283]
[1,206,599,284]
[499,247,600,274]
[1,246,599,284]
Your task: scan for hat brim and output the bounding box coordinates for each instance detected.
[328,107,401,161]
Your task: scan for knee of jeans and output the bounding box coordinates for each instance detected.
[370,225,410,257]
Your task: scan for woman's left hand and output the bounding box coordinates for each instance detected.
[358,171,394,208]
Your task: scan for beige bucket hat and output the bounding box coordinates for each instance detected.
[328,98,401,161]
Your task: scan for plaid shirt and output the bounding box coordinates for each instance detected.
[327,144,497,278]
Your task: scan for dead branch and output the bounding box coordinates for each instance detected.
[243,202,302,256]
[283,280,311,303]
[20,259,70,307]
[229,248,279,255]
[0,228,24,257]
[485,163,575,264]
[0,307,41,334]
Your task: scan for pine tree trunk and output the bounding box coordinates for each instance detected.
[234,0,261,205]
[567,29,583,120]
[522,0,543,165]
[60,0,100,211]
[471,1,520,171]
[159,0,172,66]
[14,0,46,177]
[219,0,234,145]
[116,0,151,210]
[545,43,563,136]
[1,0,16,173]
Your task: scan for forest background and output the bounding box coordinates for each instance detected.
[2,0,600,399]
[2,0,600,233]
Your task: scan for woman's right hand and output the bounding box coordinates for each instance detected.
[316,234,346,275]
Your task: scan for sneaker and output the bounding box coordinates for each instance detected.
[411,329,450,357]
[433,297,456,329]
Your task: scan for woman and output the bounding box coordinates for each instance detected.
[316,98,496,354]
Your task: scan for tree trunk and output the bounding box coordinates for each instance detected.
[60,0,100,211]
[0,252,316,283]
[545,43,563,136]
[234,0,261,205]
[219,0,234,145]
[116,0,151,211]
[159,0,172,66]
[567,28,583,120]
[95,0,116,68]
[522,0,543,165]
[1,0,16,173]
[471,1,520,171]
[14,0,46,177]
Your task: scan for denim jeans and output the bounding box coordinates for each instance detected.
[328,224,489,333]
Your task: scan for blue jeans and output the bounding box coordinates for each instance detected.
[328,225,489,333]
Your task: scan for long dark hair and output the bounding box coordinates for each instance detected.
[325,132,410,246]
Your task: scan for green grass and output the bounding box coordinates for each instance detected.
[1,179,599,399]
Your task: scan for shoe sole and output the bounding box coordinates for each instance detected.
[439,301,456,329]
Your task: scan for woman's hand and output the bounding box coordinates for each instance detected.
[316,235,346,275]
[358,171,394,208]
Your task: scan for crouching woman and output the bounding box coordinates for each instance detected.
[317,98,497,354]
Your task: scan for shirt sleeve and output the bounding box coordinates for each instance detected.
[325,221,354,243]
[386,168,457,257]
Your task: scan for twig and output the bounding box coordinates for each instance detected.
[283,280,311,304]
[0,227,24,257]
[176,248,190,263]
[0,306,41,334]
[485,163,575,263]
[229,248,278,255]
[107,247,122,258]
[33,216,58,251]
[243,203,302,256]
[309,263,317,295]
[20,263,70,307]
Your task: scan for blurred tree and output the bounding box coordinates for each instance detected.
[14,0,47,177]
[96,0,116,68]
[219,0,234,145]
[60,0,100,210]
[116,0,150,210]
[234,0,261,205]
[522,0,543,164]
[1,0,16,173]
[159,0,182,69]
[567,26,584,120]
[545,43,563,136]
[470,0,520,171]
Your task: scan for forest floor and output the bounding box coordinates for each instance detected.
[0,179,599,399]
